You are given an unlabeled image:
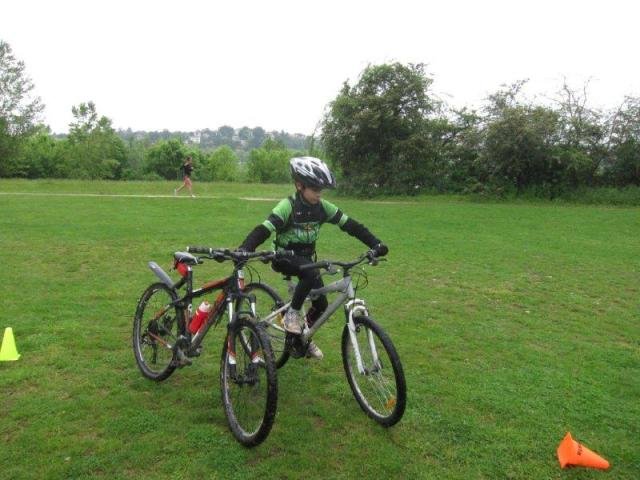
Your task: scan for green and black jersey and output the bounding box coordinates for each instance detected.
[263,194,348,252]
[239,192,381,255]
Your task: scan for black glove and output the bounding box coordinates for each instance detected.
[373,242,388,257]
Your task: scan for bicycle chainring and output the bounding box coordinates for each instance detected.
[285,333,308,359]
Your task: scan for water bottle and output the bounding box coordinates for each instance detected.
[189,300,212,334]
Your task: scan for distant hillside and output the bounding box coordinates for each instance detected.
[52,125,310,152]
[118,126,309,151]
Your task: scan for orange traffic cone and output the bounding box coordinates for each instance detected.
[557,432,610,470]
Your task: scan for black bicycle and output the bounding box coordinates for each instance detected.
[132,247,289,447]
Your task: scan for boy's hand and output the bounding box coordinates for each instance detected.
[373,243,389,257]
[367,243,388,260]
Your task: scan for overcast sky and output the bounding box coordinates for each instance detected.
[2,0,639,135]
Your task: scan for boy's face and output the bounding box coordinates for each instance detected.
[297,182,323,204]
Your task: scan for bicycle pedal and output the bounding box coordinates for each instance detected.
[186,346,203,358]
[285,333,307,359]
[174,349,193,368]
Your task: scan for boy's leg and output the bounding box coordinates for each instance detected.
[272,255,318,333]
[291,267,320,309]
[304,287,327,359]
[290,266,326,359]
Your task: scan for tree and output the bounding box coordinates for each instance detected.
[64,102,126,179]
[116,129,149,180]
[249,126,266,149]
[552,81,604,186]
[321,62,442,194]
[246,140,290,183]
[207,145,239,181]
[15,125,66,178]
[145,138,187,179]
[606,96,640,185]
[481,82,561,193]
[0,40,44,176]
[216,125,236,147]
[238,126,252,141]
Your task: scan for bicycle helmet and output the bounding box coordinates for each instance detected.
[289,156,336,189]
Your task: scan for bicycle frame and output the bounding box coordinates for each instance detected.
[259,271,381,375]
[148,260,256,355]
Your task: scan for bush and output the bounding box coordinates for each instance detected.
[246,141,290,183]
[141,172,164,182]
[558,186,640,205]
[206,146,239,182]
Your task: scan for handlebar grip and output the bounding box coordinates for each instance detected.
[187,246,213,255]
[299,261,329,271]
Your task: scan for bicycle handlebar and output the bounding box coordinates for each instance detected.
[186,246,294,264]
[186,246,217,256]
[299,251,385,272]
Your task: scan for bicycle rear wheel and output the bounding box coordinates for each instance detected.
[241,282,290,368]
[220,315,278,447]
[341,315,406,426]
[133,282,185,381]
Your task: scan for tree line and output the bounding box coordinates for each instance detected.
[2,100,307,183]
[322,64,640,197]
[1,39,639,199]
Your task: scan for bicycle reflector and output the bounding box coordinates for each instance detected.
[175,261,189,277]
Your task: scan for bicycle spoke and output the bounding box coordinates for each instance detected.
[133,283,183,381]
[220,319,277,446]
[342,316,406,426]
[240,283,290,369]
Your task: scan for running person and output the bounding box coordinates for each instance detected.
[174,156,195,197]
[238,157,388,359]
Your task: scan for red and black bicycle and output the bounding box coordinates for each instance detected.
[132,247,290,447]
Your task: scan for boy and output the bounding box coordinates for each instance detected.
[238,157,388,359]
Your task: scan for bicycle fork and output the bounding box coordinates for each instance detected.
[225,297,265,383]
[345,299,381,375]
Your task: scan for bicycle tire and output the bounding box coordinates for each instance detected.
[132,282,185,381]
[220,315,278,447]
[240,282,290,369]
[341,315,406,426]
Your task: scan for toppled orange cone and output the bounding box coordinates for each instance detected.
[557,432,610,470]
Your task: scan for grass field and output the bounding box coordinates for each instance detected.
[1,179,638,479]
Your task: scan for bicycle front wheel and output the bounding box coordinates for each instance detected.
[241,282,290,368]
[133,282,185,381]
[341,315,406,426]
[220,315,278,447]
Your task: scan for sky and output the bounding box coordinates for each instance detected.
[2,0,639,135]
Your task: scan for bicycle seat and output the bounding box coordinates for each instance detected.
[174,251,199,265]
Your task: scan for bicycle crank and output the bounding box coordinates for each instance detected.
[285,332,309,359]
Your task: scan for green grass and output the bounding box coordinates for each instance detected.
[1,179,638,479]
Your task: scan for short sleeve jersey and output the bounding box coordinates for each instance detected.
[262,194,349,249]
